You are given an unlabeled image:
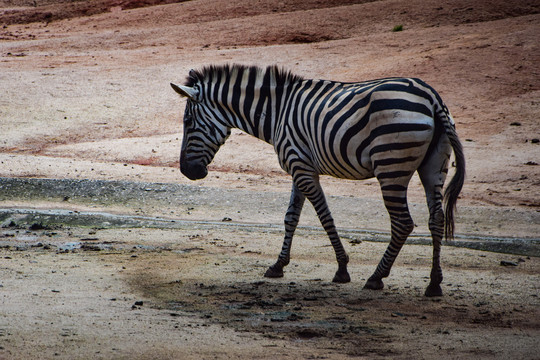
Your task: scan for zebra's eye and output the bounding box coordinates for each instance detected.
[184,116,193,127]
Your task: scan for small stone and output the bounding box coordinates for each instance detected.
[500,260,518,266]
[287,313,300,321]
[29,223,47,230]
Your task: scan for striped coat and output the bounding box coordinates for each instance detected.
[171,64,465,297]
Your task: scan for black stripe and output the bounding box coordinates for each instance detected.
[370,98,432,118]
[381,184,407,192]
[383,195,407,204]
[373,156,418,168]
[212,71,221,103]
[262,69,274,142]
[220,71,230,108]
[369,141,426,157]
[372,123,432,137]
[203,70,213,99]
[231,69,246,130]
[244,67,258,138]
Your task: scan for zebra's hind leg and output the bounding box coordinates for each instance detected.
[264,184,305,278]
[364,183,414,290]
[423,203,444,297]
[418,143,450,297]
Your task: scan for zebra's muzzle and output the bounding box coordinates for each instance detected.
[180,160,208,180]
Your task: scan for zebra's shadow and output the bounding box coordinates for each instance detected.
[129,270,461,352]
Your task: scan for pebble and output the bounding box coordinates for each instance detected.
[500,260,518,266]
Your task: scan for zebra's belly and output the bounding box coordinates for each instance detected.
[317,163,374,180]
[313,118,434,181]
[312,151,375,180]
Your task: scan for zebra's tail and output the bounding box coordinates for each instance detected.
[438,106,466,241]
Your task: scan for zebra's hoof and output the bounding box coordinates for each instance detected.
[332,270,351,283]
[363,278,384,290]
[264,266,284,278]
[424,283,443,297]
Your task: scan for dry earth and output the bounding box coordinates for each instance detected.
[0,0,539,359]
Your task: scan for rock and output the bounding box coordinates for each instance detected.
[29,223,48,230]
[500,260,518,266]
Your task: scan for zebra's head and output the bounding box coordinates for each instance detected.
[171,81,231,180]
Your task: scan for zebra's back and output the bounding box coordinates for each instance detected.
[280,77,442,181]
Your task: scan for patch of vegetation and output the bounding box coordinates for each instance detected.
[392,24,403,32]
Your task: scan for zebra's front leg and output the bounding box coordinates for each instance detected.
[297,174,351,283]
[264,184,305,278]
[317,203,351,283]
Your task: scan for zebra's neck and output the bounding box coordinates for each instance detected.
[200,65,303,145]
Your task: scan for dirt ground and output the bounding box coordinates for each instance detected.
[1,0,539,358]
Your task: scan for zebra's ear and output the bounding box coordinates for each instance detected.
[170,83,199,101]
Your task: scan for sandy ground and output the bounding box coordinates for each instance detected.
[1,211,539,359]
[0,0,539,358]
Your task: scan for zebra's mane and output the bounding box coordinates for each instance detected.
[184,64,304,88]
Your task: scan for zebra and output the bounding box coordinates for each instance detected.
[171,64,465,297]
